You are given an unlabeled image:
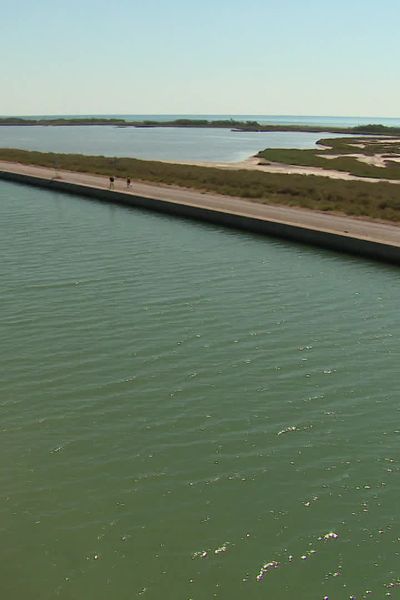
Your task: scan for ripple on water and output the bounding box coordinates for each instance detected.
[0,181,399,599]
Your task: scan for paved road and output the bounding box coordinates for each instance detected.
[1,160,399,247]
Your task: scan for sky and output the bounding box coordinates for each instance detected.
[1,0,399,117]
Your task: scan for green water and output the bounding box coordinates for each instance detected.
[1,181,399,600]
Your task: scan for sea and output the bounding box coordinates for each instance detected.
[1,116,400,599]
[10,114,400,127]
[0,114,399,163]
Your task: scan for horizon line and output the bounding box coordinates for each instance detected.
[1,112,400,120]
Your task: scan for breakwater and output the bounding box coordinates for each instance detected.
[1,169,399,265]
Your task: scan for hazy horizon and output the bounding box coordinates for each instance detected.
[1,112,400,120]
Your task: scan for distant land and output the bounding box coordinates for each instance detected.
[1,117,400,136]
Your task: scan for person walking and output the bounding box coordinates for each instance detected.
[109,176,115,190]
[126,177,131,189]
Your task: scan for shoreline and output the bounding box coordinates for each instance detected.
[1,118,400,137]
[154,155,400,185]
[0,160,399,265]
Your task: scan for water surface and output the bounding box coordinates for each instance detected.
[0,126,348,163]
[1,181,399,600]
[6,113,400,127]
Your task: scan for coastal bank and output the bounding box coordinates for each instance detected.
[1,162,399,265]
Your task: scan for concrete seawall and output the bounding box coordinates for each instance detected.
[1,169,400,266]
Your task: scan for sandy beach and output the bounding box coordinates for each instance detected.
[156,155,400,184]
[1,159,399,249]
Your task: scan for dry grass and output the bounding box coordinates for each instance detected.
[1,148,400,222]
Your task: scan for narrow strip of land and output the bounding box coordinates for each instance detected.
[1,160,399,248]
[1,117,400,137]
[1,148,399,222]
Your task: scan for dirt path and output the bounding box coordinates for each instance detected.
[0,160,399,247]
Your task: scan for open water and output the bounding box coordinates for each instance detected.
[1,180,399,599]
[1,113,398,163]
[0,126,347,163]
[6,114,400,127]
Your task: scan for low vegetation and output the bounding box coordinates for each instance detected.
[1,117,400,136]
[258,137,400,180]
[0,117,127,126]
[0,148,399,222]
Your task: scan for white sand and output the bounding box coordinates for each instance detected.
[161,155,400,184]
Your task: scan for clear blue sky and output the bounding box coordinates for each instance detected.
[1,0,399,116]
